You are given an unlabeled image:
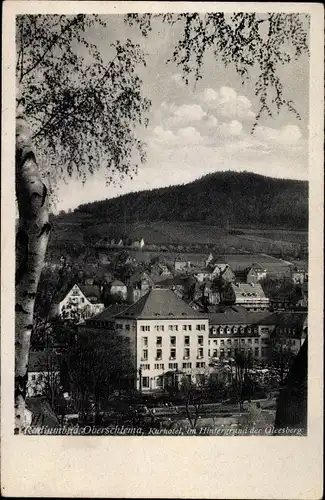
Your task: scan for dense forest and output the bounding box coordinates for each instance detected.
[74,172,308,230]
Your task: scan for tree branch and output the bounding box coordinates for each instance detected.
[21,17,81,81]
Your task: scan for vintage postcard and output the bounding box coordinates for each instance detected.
[1,1,324,498]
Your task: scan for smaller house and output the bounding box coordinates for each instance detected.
[150,262,171,277]
[174,258,191,272]
[211,263,235,282]
[268,312,308,357]
[54,283,105,322]
[132,238,145,249]
[27,351,60,398]
[205,253,214,267]
[296,282,308,309]
[223,282,270,311]
[246,264,267,284]
[128,271,155,303]
[290,265,308,285]
[108,279,127,300]
[234,263,267,284]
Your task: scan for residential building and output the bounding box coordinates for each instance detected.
[296,282,308,309]
[234,263,267,284]
[223,282,270,311]
[246,264,267,284]
[267,312,308,356]
[208,306,272,361]
[174,258,191,272]
[54,284,105,321]
[127,271,155,303]
[150,262,172,277]
[132,238,145,249]
[195,263,235,283]
[205,253,214,267]
[83,303,130,331]
[208,307,307,362]
[89,288,209,392]
[290,265,308,284]
[27,351,60,398]
[107,279,127,300]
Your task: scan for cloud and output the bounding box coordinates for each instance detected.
[253,124,303,146]
[219,120,243,137]
[177,126,203,145]
[200,86,255,121]
[205,114,219,128]
[166,103,207,128]
[152,125,203,148]
[153,125,176,144]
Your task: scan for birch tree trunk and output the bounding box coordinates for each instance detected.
[15,83,50,433]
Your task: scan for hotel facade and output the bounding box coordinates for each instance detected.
[85,288,209,392]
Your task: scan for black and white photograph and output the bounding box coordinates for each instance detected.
[1,1,323,498]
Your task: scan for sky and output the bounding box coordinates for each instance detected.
[56,14,310,212]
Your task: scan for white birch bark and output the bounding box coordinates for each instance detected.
[15,83,50,433]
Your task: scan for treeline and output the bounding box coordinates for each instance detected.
[74,171,308,230]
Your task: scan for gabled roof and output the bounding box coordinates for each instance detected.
[129,270,154,285]
[263,312,308,329]
[116,288,207,320]
[210,263,229,273]
[79,284,102,303]
[231,282,267,299]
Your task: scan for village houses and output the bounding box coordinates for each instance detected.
[53,283,105,321]
[223,282,270,311]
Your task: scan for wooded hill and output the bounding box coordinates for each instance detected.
[73,171,308,230]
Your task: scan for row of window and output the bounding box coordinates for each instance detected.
[142,335,204,347]
[141,348,205,361]
[211,326,265,335]
[209,347,269,358]
[209,338,260,346]
[140,362,206,371]
[140,324,206,332]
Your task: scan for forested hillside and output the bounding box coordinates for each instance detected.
[74,171,308,229]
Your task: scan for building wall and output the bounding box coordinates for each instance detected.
[58,285,104,320]
[208,323,276,361]
[234,297,270,311]
[134,318,209,391]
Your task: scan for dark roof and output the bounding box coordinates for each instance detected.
[79,284,102,303]
[263,312,307,328]
[116,288,207,320]
[208,308,307,328]
[129,271,154,285]
[86,303,129,323]
[28,350,60,372]
[208,307,270,326]
[154,275,191,288]
[234,269,249,282]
